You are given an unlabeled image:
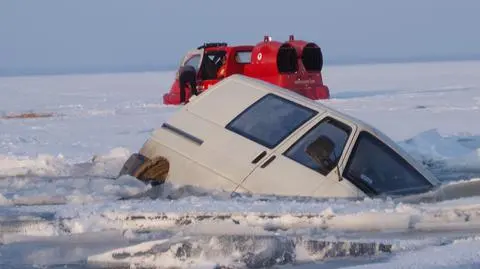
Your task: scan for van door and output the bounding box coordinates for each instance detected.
[241,115,361,198]
[186,92,319,192]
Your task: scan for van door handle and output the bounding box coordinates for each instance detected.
[260,155,276,168]
[252,151,267,164]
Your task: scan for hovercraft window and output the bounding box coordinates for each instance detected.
[277,44,298,73]
[235,51,252,64]
[200,51,227,80]
[183,54,201,71]
[302,43,323,72]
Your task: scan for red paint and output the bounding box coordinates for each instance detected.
[163,36,330,105]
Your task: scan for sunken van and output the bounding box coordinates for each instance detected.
[120,75,441,199]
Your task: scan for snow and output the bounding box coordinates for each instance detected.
[0,148,148,206]
[340,237,480,269]
[1,60,480,268]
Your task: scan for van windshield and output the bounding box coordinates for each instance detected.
[343,131,434,196]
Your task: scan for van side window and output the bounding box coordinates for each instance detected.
[284,117,351,175]
[343,131,434,196]
[226,94,317,149]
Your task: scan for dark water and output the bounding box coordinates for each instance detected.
[0,238,132,269]
[0,235,392,269]
[0,258,391,269]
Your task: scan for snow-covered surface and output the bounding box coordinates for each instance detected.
[1,61,480,268]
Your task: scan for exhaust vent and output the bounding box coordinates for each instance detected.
[302,43,323,72]
[277,44,298,73]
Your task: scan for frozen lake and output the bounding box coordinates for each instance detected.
[2,60,480,268]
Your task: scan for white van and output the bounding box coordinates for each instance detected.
[120,75,441,199]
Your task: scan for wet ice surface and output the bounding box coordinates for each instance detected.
[2,61,480,268]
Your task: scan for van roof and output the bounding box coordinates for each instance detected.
[212,75,439,186]
[224,74,365,126]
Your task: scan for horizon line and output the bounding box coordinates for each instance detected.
[2,55,480,78]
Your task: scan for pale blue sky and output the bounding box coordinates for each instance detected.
[1,0,480,75]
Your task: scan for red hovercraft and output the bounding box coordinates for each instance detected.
[163,35,330,105]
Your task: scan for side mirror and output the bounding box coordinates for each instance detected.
[306,135,335,171]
